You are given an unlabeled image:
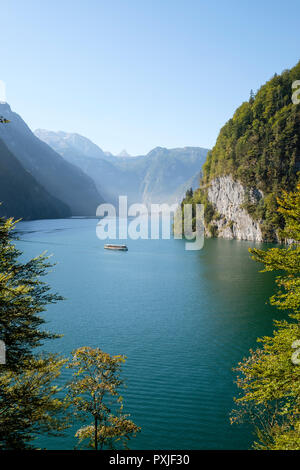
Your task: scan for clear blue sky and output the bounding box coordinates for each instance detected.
[1,0,299,155]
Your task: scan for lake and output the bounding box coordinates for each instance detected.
[16,217,279,450]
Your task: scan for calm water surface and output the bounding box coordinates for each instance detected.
[16,218,280,450]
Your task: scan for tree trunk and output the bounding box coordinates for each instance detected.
[95,416,98,451]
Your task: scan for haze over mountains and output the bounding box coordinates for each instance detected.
[117,150,131,158]
[35,129,208,207]
[0,101,208,220]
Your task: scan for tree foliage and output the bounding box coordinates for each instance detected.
[0,217,62,368]
[0,215,68,449]
[231,185,300,449]
[68,346,140,450]
[0,356,68,449]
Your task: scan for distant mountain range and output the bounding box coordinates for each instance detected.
[0,101,208,220]
[35,129,208,207]
[34,129,112,162]
[117,150,131,158]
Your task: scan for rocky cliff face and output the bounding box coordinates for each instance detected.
[206,175,264,242]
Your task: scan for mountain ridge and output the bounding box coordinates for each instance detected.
[0,136,70,220]
[35,129,209,207]
[0,104,104,216]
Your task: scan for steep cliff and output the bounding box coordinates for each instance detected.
[206,176,263,241]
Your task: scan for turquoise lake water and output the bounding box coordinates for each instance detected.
[16,217,280,450]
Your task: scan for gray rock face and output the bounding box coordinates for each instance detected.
[207,175,264,242]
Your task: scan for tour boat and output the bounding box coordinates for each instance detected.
[104,244,128,251]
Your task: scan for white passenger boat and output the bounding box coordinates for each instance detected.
[104,244,128,251]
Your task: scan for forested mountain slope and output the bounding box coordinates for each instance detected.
[183,61,300,242]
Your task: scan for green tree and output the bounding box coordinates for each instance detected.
[0,216,62,368]
[231,184,300,449]
[68,346,141,450]
[185,188,193,199]
[0,356,68,449]
[0,215,68,449]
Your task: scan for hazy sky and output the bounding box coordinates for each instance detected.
[1,0,299,155]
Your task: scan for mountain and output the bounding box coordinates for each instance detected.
[168,171,201,205]
[135,147,206,205]
[35,129,111,161]
[0,137,70,220]
[35,129,124,204]
[0,104,104,216]
[117,150,131,157]
[35,130,208,207]
[182,61,300,242]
